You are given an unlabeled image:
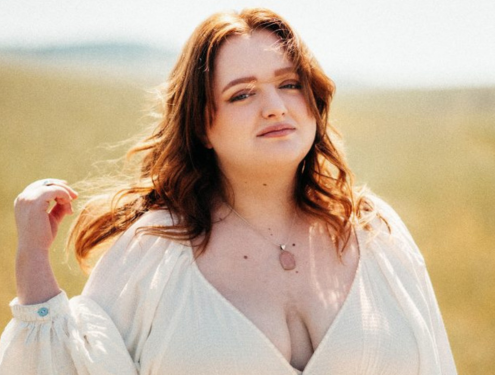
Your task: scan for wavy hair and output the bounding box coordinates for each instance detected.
[68,8,378,272]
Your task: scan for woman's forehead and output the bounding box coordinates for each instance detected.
[213,31,293,87]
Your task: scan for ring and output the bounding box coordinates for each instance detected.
[42,180,54,186]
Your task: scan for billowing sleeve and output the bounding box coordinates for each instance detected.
[0,292,137,375]
[369,196,457,374]
[0,209,182,375]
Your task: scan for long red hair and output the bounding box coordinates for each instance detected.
[68,8,377,272]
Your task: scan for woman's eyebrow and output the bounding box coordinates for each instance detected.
[221,76,256,93]
[273,66,296,77]
[221,66,296,94]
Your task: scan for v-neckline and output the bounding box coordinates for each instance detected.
[188,227,365,374]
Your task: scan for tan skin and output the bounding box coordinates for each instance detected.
[14,31,359,372]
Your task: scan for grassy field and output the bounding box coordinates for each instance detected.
[1,60,494,373]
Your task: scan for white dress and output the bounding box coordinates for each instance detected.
[0,197,457,374]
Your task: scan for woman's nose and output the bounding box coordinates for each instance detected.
[261,88,287,119]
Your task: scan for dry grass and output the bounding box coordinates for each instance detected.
[1,61,494,373]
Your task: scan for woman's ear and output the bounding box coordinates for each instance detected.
[203,136,213,149]
[199,129,213,149]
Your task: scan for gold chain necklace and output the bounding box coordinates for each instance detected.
[225,203,298,271]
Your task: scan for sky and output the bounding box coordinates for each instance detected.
[1,0,494,88]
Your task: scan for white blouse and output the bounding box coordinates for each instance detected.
[0,197,457,374]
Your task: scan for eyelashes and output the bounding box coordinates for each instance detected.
[228,81,302,103]
[280,82,302,90]
[229,92,253,103]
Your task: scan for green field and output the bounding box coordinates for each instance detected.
[1,60,494,373]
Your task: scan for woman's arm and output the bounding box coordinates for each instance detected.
[1,179,141,375]
[370,195,457,374]
[14,179,78,304]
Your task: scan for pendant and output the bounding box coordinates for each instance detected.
[279,249,296,271]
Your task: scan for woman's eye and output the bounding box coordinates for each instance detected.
[229,92,253,103]
[281,82,302,90]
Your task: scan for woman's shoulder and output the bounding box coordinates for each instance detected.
[110,208,180,248]
[358,193,426,266]
[84,208,188,290]
[366,194,411,231]
[358,193,414,237]
[81,209,191,350]
[83,208,190,309]
[129,208,177,231]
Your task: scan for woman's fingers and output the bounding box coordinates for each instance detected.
[25,178,67,190]
[15,179,78,252]
[50,180,78,199]
[16,186,73,212]
[24,179,78,199]
[48,201,73,233]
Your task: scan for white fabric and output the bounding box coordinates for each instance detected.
[0,197,457,374]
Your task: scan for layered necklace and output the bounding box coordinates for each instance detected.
[225,203,298,271]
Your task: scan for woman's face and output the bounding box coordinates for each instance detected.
[205,30,317,177]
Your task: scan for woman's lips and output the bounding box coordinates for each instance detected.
[257,124,296,137]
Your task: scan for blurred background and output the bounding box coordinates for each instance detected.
[1,0,494,373]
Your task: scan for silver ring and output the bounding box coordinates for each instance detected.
[42,179,54,186]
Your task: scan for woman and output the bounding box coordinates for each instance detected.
[0,8,456,375]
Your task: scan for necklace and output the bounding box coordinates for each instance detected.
[225,203,298,271]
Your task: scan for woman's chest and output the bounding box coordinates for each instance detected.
[136,252,419,375]
[192,233,360,369]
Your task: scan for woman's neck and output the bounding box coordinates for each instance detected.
[217,167,299,224]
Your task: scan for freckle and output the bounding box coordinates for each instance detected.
[243,255,248,259]
[296,271,299,273]
[292,243,296,246]
[263,183,267,186]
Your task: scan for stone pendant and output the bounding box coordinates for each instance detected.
[279,249,296,271]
